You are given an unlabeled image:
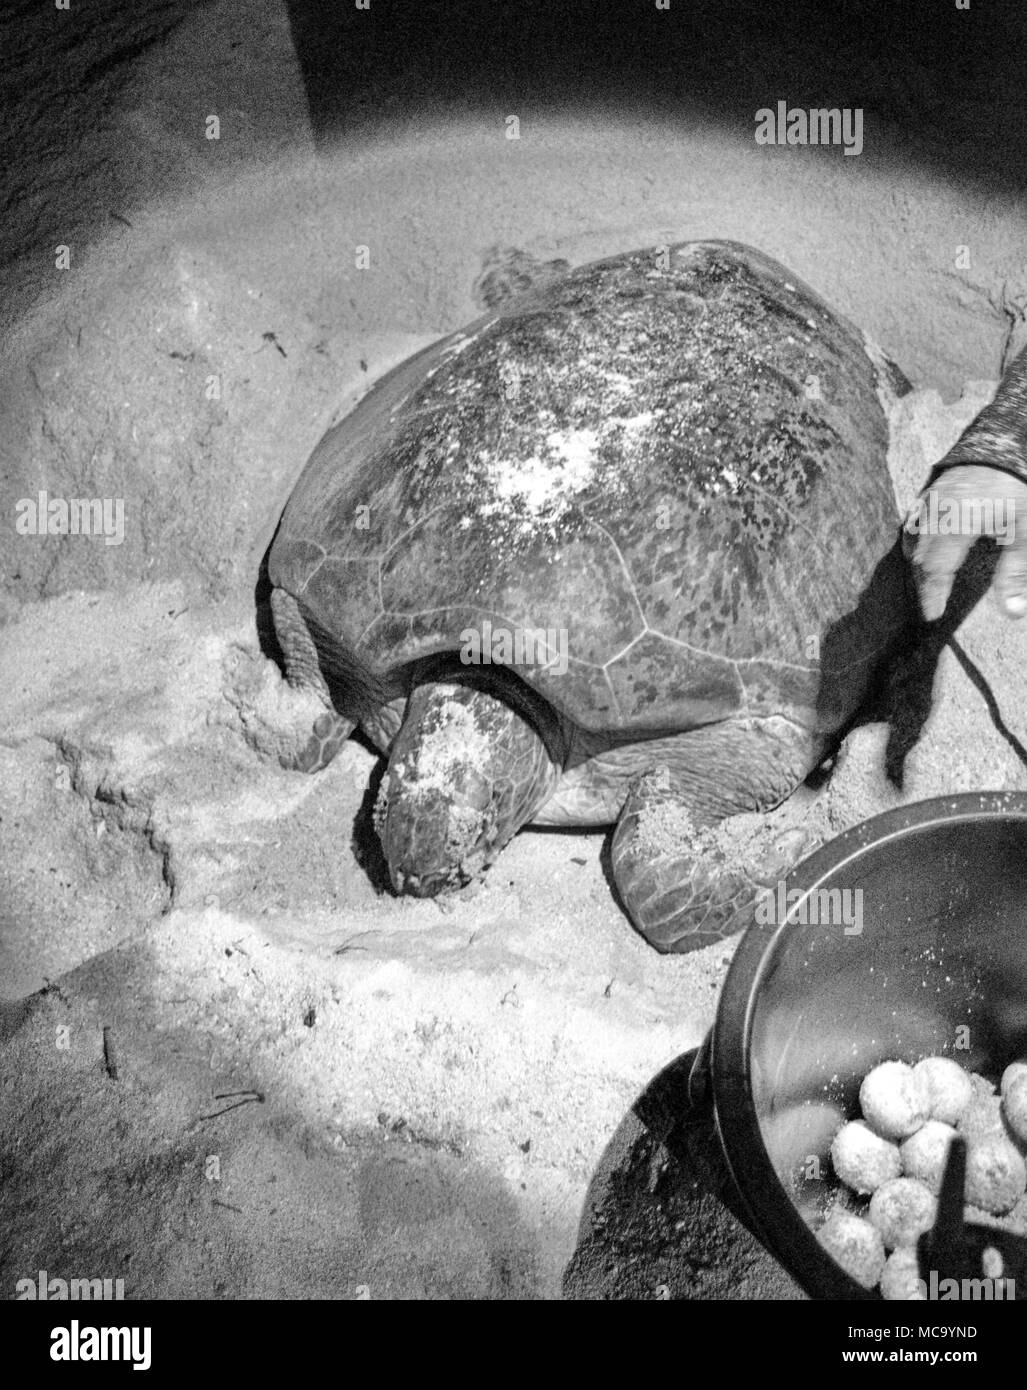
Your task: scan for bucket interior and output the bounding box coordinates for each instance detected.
[713,794,1027,1296]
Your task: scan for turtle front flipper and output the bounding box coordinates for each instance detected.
[289,709,354,773]
[611,767,823,954]
[269,587,355,771]
[375,679,565,896]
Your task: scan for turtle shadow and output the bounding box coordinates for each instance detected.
[563,1048,804,1299]
[254,549,281,666]
[814,532,920,774]
[350,757,393,895]
[597,831,632,925]
[865,537,1017,785]
[818,533,1018,789]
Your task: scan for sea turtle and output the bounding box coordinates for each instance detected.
[267,239,915,952]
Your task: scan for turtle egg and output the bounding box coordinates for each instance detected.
[880,1247,927,1301]
[913,1056,973,1125]
[830,1120,901,1193]
[958,1094,1006,1146]
[1001,1061,1027,1102]
[1002,1076,1027,1146]
[817,1210,886,1290]
[860,1061,931,1141]
[970,1071,997,1100]
[1003,1193,1027,1235]
[868,1177,937,1250]
[900,1120,957,1195]
[964,1134,1027,1214]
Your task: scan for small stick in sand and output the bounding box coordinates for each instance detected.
[102,1026,119,1081]
[196,1091,265,1122]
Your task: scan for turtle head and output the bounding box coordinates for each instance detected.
[374,678,563,896]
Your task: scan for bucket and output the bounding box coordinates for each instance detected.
[705,791,1027,1299]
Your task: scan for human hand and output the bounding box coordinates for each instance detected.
[903,463,1027,620]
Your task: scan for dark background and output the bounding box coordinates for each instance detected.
[7,0,1027,183]
[287,0,1027,185]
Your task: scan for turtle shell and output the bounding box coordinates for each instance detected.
[269,240,907,739]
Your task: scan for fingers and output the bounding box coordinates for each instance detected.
[905,466,1027,621]
[994,542,1027,618]
[906,525,976,622]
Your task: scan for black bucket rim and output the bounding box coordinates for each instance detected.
[710,789,1027,1300]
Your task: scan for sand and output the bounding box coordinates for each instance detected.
[2,0,1027,1301]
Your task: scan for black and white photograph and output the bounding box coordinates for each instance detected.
[2,0,1027,1351]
